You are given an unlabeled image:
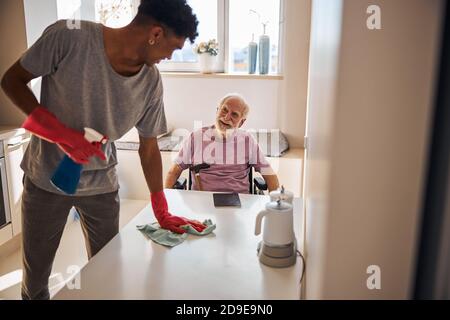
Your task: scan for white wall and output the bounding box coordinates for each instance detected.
[22,0,96,46]
[0,0,28,126]
[23,0,57,47]
[278,0,311,148]
[162,76,280,131]
[304,0,443,299]
[301,0,344,300]
[22,0,97,104]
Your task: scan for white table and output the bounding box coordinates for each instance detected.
[54,189,303,300]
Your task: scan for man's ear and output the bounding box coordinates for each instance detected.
[239,118,246,128]
[149,25,164,43]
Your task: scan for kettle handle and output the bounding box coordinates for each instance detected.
[255,210,269,236]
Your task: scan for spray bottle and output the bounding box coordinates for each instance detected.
[50,128,107,195]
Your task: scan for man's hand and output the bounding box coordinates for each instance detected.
[57,140,105,164]
[262,174,280,192]
[139,137,205,233]
[22,107,106,164]
[151,190,206,234]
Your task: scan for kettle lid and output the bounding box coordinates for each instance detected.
[269,185,294,200]
[266,199,293,211]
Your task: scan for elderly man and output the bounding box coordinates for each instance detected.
[165,94,280,193]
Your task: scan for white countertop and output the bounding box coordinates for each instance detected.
[54,189,304,300]
[0,126,27,141]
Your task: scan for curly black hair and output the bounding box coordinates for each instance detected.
[137,0,199,43]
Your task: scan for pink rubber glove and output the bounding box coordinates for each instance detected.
[22,107,106,164]
[151,190,207,234]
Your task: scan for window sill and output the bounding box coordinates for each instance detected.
[160,72,284,80]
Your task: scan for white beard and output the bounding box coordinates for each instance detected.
[215,120,236,140]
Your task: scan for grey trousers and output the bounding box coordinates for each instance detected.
[21,175,120,300]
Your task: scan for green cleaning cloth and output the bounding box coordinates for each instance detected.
[137,219,216,247]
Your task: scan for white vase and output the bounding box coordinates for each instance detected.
[198,54,217,74]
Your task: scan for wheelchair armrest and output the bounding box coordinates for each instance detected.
[191,163,211,173]
[173,177,187,190]
[254,176,268,191]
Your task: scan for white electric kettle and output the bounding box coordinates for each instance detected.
[254,200,295,247]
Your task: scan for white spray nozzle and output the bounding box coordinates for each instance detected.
[84,128,108,144]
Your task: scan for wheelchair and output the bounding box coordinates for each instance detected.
[173,163,268,194]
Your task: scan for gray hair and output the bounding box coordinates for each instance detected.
[218,93,250,119]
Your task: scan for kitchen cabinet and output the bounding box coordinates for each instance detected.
[0,127,29,243]
[263,148,304,196]
[117,149,189,200]
[5,132,30,236]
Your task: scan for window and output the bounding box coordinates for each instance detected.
[160,0,282,74]
[94,0,137,28]
[159,0,220,72]
[57,0,138,27]
[56,0,282,74]
[170,0,218,63]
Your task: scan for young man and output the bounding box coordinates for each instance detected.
[165,94,280,193]
[1,0,205,300]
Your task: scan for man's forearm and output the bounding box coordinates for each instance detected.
[139,141,164,194]
[165,171,178,189]
[263,174,280,192]
[1,60,40,115]
[165,164,183,189]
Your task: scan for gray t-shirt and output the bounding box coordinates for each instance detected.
[20,20,167,196]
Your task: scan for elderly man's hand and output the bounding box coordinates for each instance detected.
[150,190,207,234]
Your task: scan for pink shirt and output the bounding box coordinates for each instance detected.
[175,126,274,194]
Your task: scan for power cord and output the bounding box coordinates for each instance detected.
[297,250,306,284]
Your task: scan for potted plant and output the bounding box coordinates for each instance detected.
[194,39,219,74]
